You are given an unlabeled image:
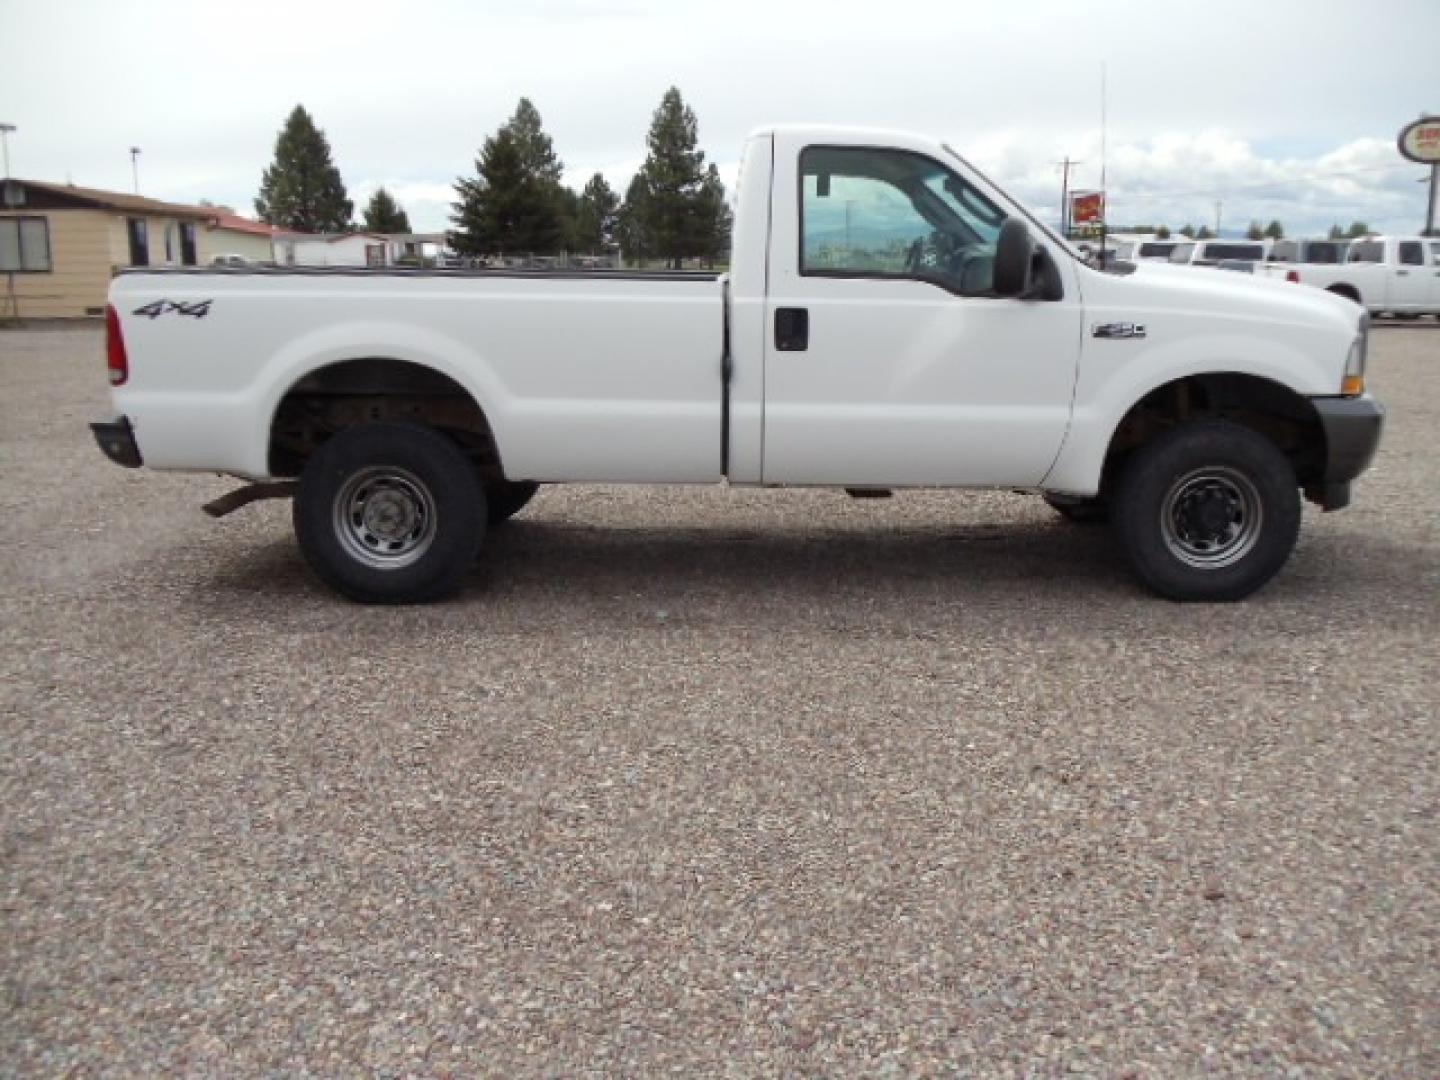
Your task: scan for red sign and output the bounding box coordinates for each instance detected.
[1070,191,1105,225]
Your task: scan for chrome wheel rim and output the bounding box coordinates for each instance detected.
[333,466,437,570]
[1160,466,1263,569]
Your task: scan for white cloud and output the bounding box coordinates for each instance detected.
[966,131,1431,237]
[2,0,1435,237]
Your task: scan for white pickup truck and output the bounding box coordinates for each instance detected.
[1258,235,1440,316]
[92,125,1383,604]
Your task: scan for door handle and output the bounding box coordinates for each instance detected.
[775,308,809,352]
[1396,269,1409,276]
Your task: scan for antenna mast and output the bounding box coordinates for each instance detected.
[1099,61,1108,263]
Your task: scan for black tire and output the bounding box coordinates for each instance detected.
[486,480,539,526]
[293,422,485,603]
[1044,493,1109,524]
[1111,420,1300,602]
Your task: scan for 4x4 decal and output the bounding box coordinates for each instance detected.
[133,299,213,320]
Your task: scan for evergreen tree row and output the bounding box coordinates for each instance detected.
[449,88,731,266]
[253,90,733,266]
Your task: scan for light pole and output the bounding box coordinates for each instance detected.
[129,146,141,194]
[0,123,15,177]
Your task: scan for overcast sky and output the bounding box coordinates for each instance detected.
[2,0,1436,237]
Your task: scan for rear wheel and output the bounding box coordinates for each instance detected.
[1112,420,1300,601]
[486,480,539,526]
[294,422,485,603]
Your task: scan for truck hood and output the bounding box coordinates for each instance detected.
[1120,260,1361,333]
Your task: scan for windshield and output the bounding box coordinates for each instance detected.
[942,143,1082,262]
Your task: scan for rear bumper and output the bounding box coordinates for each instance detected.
[1306,395,1385,510]
[90,415,143,468]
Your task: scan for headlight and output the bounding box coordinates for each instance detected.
[1342,313,1368,396]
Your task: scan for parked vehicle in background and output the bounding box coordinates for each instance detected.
[210,254,252,267]
[1168,239,1271,267]
[1268,238,1350,264]
[91,124,1383,605]
[1112,236,1188,263]
[1258,236,1440,316]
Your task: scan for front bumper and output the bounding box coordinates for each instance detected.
[90,415,143,468]
[1306,395,1385,510]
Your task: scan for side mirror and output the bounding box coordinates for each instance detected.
[993,217,1033,297]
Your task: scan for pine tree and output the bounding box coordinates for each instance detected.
[255,105,353,233]
[450,99,566,257]
[1179,224,1196,238]
[1264,220,1284,240]
[1196,225,1214,240]
[574,173,621,253]
[1155,225,1170,239]
[695,163,733,266]
[1345,221,1371,239]
[628,87,726,268]
[617,173,650,265]
[362,187,411,233]
[1328,223,1345,240]
[1246,221,1265,240]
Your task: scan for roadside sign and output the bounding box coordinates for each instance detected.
[1071,191,1105,226]
[1397,117,1440,164]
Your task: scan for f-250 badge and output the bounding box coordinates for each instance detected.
[133,299,213,320]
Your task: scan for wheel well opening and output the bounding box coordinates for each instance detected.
[1101,373,1325,494]
[1327,284,1361,303]
[268,357,502,479]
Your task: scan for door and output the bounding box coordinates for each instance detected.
[1392,240,1429,311]
[761,137,1082,487]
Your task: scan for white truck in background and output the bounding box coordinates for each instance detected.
[1259,236,1440,317]
[92,125,1383,604]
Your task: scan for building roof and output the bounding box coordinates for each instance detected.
[3,179,315,238]
[8,179,215,220]
[280,232,390,243]
[206,210,294,237]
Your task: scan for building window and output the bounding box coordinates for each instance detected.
[0,216,53,272]
[126,217,149,266]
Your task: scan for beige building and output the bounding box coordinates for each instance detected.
[0,179,286,318]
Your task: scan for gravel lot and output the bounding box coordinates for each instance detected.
[2,323,1437,1076]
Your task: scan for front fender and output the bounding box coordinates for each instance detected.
[1043,267,1354,493]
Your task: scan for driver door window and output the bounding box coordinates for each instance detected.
[799,146,1004,296]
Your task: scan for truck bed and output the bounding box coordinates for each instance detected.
[110,267,728,483]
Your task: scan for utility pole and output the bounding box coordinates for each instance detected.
[129,146,141,194]
[1056,157,1084,237]
[1426,166,1439,237]
[0,123,15,178]
[1214,199,1223,237]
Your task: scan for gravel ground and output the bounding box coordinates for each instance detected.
[2,324,1437,1076]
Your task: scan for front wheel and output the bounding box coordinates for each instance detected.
[294,422,486,603]
[1112,420,1300,602]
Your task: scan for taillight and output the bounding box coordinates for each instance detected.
[1285,270,1299,283]
[105,303,128,386]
